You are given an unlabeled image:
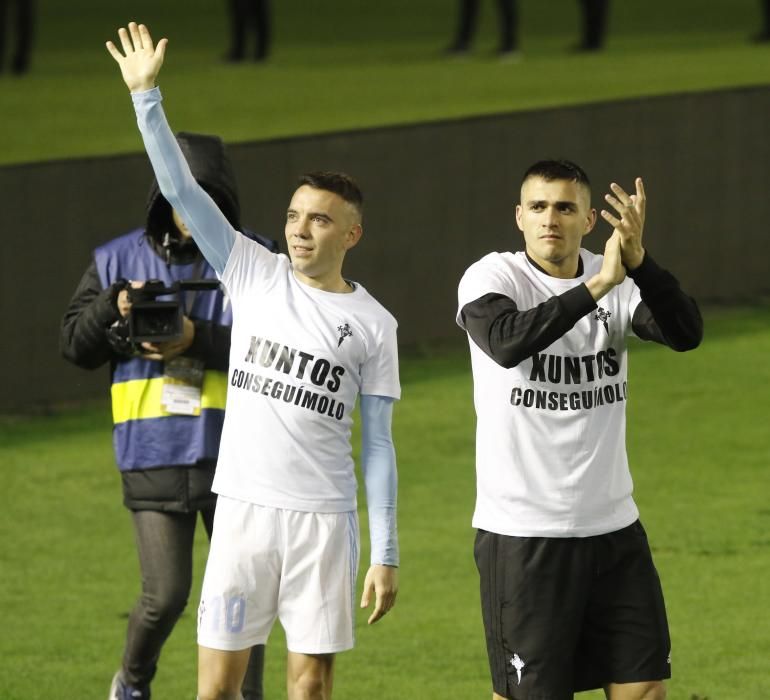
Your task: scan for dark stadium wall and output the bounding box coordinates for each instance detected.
[1,85,768,412]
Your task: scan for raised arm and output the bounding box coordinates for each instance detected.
[106,23,236,275]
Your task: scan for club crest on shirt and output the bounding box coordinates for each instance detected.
[595,306,611,333]
[337,322,353,347]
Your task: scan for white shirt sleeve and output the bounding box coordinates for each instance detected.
[457,254,514,327]
[359,317,401,399]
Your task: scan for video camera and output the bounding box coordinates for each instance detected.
[127,279,221,343]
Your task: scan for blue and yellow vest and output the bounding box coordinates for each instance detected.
[94,229,230,472]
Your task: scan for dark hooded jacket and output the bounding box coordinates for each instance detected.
[60,132,278,512]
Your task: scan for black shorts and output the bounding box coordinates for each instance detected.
[474,521,671,699]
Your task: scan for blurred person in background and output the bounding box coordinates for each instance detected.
[755,0,770,41]
[446,0,608,59]
[60,132,276,700]
[224,0,271,63]
[577,0,610,51]
[447,0,519,59]
[0,0,34,74]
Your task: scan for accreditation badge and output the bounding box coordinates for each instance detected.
[161,357,205,416]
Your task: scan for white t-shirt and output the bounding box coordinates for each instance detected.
[457,249,643,537]
[213,234,401,513]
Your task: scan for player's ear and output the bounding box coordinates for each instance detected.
[344,223,363,250]
[515,204,524,232]
[582,208,597,238]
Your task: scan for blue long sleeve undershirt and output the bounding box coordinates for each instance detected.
[131,87,399,566]
[132,88,235,275]
[359,395,399,566]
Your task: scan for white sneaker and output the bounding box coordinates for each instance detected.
[108,671,122,700]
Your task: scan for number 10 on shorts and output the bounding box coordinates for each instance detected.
[199,594,247,634]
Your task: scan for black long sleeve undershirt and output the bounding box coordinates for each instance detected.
[460,285,596,369]
[626,253,703,351]
[459,252,703,369]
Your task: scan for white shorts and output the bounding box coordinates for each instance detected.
[197,495,360,655]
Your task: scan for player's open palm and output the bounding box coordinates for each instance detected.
[106,22,167,94]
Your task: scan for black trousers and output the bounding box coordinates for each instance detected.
[0,0,34,72]
[578,0,610,49]
[451,0,518,53]
[227,0,271,60]
[124,509,265,699]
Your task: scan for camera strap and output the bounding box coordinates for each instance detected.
[182,257,207,315]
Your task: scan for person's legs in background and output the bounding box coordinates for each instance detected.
[225,0,270,62]
[578,0,609,51]
[11,0,33,73]
[117,510,200,696]
[0,0,8,72]
[225,0,248,61]
[448,0,481,54]
[496,0,519,57]
[756,0,770,41]
[253,0,271,61]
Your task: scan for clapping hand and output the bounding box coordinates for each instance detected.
[600,178,646,270]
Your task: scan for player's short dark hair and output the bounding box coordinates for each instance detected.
[522,159,591,190]
[298,171,364,217]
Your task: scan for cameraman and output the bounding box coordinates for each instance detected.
[60,132,276,700]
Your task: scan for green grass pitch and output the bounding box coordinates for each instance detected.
[2,306,770,698]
